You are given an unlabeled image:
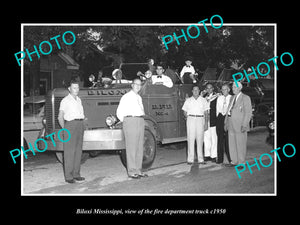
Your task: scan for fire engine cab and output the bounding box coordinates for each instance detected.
[39,64,193,169]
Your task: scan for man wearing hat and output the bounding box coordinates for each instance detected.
[112,69,131,84]
[180,57,197,84]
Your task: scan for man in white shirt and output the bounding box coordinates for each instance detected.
[151,65,173,88]
[216,84,232,164]
[116,78,148,179]
[182,86,209,164]
[180,58,197,84]
[112,69,132,84]
[58,80,85,184]
[203,83,220,163]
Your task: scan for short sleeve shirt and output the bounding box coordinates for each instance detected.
[116,90,145,122]
[182,96,209,115]
[59,93,85,121]
[151,75,174,88]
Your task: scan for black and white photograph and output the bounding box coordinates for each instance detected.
[21,23,276,195]
[4,6,298,220]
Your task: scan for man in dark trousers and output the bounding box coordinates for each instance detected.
[58,79,85,184]
[216,84,232,164]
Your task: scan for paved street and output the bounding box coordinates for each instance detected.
[23,128,275,195]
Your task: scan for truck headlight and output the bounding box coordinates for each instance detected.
[42,118,46,126]
[269,121,275,130]
[106,115,117,128]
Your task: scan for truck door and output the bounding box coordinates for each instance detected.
[178,84,193,137]
[141,84,178,140]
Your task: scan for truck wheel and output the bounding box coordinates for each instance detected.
[120,127,157,170]
[55,152,89,164]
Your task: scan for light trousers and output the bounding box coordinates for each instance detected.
[204,126,218,158]
[186,116,205,163]
[123,117,145,176]
[228,131,247,164]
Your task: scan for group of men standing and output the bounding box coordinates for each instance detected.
[182,82,252,167]
[57,70,252,183]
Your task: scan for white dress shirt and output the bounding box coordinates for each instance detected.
[180,65,196,78]
[116,90,145,122]
[216,94,232,116]
[151,74,173,88]
[182,96,210,115]
[59,93,85,121]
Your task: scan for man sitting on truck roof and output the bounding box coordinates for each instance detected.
[151,65,173,88]
[111,69,132,84]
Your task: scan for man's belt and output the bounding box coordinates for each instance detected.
[125,115,144,118]
[188,114,203,117]
[65,118,84,122]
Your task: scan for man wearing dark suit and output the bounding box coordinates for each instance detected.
[216,84,232,164]
[225,82,252,165]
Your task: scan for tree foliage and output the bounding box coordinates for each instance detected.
[23,24,274,74]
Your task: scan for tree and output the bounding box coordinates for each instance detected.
[23,24,275,84]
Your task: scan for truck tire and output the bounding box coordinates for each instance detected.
[55,152,89,164]
[120,127,157,170]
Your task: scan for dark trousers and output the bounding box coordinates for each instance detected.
[216,114,231,163]
[63,120,84,180]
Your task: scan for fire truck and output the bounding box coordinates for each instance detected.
[39,63,272,169]
[39,63,193,169]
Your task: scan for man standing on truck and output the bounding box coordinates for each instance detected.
[182,85,209,165]
[116,78,148,179]
[58,79,85,184]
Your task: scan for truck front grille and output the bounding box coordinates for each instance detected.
[45,95,53,134]
[45,94,63,133]
[54,97,63,129]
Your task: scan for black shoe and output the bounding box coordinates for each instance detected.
[66,179,76,184]
[204,157,211,162]
[138,173,148,178]
[211,158,217,163]
[187,162,193,165]
[225,163,236,167]
[129,174,141,179]
[74,177,85,181]
[198,161,207,165]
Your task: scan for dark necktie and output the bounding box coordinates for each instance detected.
[229,95,237,115]
[232,95,237,107]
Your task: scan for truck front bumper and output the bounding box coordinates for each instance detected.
[44,128,125,151]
